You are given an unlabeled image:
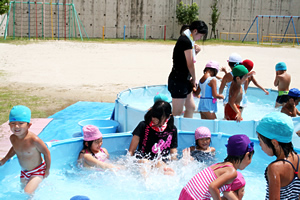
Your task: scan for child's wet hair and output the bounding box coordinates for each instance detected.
[257,133,295,158]
[224,149,254,164]
[144,100,175,130]
[203,67,218,76]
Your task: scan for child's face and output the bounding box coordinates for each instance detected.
[192,30,205,41]
[9,121,31,136]
[258,135,273,156]
[151,116,168,127]
[236,186,245,200]
[197,138,211,150]
[239,152,253,170]
[90,138,103,153]
[295,98,300,106]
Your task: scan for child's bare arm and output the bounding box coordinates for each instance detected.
[102,147,110,159]
[228,89,242,122]
[252,77,269,95]
[219,74,229,95]
[267,164,281,199]
[84,154,118,170]
[296,108,300,116]
[35,137,51,177]
[274,73,279,87]
[170,148,178,161]
[193,85,201,96]
[210,78,224,99]
[0,147,16,166]
[128,135,140,156]
[222,191,239,200]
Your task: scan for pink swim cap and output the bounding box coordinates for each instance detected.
[195,126,211,140]
[83,125,102,141]
[205,60,220,72]
[231,171,246,191]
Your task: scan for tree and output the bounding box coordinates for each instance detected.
[176,1,199,26]
[0,0,10,15]
[210,0,221,39]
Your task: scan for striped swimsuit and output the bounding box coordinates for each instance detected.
[179,163,233,200]
[264,154,300,199]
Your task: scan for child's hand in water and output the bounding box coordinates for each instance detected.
[297,130,300,137]
[163,167,175,176]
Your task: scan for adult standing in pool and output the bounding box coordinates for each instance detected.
[168,21,208,118]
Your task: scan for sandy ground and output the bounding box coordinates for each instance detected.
[0,41,299,156]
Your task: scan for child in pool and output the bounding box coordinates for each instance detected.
[242,59,269,95]
[179,134,254,200]
[219,53,243,101]
[78,125,119,170]
[0,105,51,195]
[128,100,178,175]
[256,112,300,199]
[274,62,291,108]
[225,65,255,122]
[184,126,215,164]
[221,171,246,200]
[194,60,224,119]
[281,88,300,117]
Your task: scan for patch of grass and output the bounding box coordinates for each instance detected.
[0,87,75,124]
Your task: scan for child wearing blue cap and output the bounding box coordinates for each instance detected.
[0,105,51,195]
[274,62,291,108]
[256,112,300,199]
[281,88,300,117]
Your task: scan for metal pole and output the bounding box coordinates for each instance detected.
[58,0,59,40]
[28,0,30,40]
[242,16,257,43]
[123,25,126,40]
[144,24,146,40]
[13,1,15,39]
[4,2,12,40]
[291,18,299,45]
[35,0,37,39]
[72,4,82,40]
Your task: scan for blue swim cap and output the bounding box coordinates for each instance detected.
[288,88,300,98]
[256,112,294,143]
[70,195,90,200]
[153,93,171,103]
[9,105,31,123]
[275,62,287,71]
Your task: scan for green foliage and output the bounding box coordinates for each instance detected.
[176,1,199,25]
[0,0,9,15]
[210,0,221,39]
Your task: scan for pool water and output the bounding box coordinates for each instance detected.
[0,133,285,200]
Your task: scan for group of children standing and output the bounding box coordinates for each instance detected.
[194,52,300,122]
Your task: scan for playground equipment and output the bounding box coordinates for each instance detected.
[242,15,300,45]
[0,0,89,40]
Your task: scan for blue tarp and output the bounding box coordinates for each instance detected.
[38,101,115,142]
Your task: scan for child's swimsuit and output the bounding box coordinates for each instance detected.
[198,77,217,113]
[93,148,108,162]
[264,154,300,199]
[224,103,243,121]
[179,163,233,200]
[20,161,46,180]
[190,147,215,164]
[276,91,289,104]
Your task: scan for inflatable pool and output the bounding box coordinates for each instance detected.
[0,85,300,199]
[1,132,299,199]
[115,85,300,147]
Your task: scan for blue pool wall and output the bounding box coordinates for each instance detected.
[1,131,299,181]
[115,85,300,148]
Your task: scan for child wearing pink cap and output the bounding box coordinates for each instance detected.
[221,171,246,200]
[179,134,254,200]
[194,61,224,119]
[183,126,216,163]
[77,125,118,170]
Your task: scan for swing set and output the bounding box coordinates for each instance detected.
[0,0,89,40]
[242,15,300,45]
